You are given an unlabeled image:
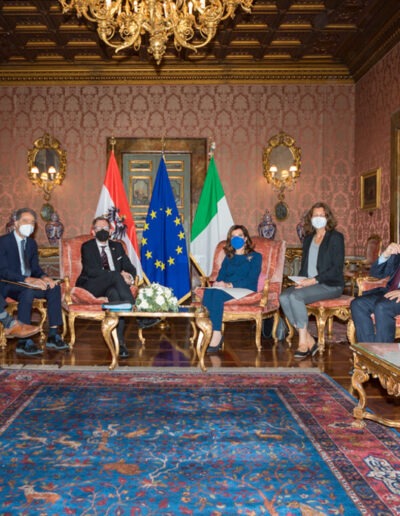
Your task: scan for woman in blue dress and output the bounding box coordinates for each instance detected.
[203,225,262,353]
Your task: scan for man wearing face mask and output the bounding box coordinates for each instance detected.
[0,208,68,356]
[280,202,345,359]
[202,224,262,353]
[76,216,137,359]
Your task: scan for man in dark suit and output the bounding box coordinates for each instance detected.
[76,216,137,358]
[351,242,400,342]
[0,208,68,355]
[0,292,40,339]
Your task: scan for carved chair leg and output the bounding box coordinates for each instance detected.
[190,320,197,344]
[0,325,6,349]
[61,310,67,339]
[68,313,77,347]
[327,316,334,340]
[271,312,280,344]
[254,316,262,352]
[285,317,295,348]
[315,312,327,353]
[37,306,47,343]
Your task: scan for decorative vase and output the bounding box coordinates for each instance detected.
[5,210,17,233]
[258,209,277,240]
[296,211,307,243]
[45,211,64,246]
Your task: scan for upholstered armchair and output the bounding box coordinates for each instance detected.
[60,235,138,347]
[347,276,400,344]
[345,235,382,295]
[195,237,286,351]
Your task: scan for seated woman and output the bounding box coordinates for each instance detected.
[202,225,262,353]
[279,202,345,360]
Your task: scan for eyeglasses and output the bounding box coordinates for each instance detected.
[94,226,110,231]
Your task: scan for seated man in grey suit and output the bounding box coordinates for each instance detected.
[0,208,68,355]
[76,216,137,359]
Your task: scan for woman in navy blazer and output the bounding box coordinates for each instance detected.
[280,202,345,359]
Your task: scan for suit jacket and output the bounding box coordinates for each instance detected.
[0,231,45,287]
[299,229,345,288]
[76,239,136,287]
[368,253,400,294]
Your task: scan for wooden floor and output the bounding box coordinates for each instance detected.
[1,316,400,425]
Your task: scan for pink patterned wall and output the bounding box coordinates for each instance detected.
[355,41,400,252]
[0,83,355,252]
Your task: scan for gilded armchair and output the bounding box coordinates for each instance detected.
[195,237,286,351]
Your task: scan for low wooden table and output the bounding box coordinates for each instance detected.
[101,305,212,371]
[350,342,400,428]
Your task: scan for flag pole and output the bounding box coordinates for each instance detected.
[110,136,116,151]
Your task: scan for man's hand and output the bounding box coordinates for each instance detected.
[121,271,135,285]
[382,243,400,258]
[295,278,317,289]
[41,276,57,289]
[25,277,48,290]
[384,289,400,302]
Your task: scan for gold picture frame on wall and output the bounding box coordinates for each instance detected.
[361,168,381,210]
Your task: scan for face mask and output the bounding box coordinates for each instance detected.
[231,236,245,250]
[95,229,110,242]
[19,224,34,237]
[311,216,327,230]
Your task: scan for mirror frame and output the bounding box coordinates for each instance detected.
[27,133,67,201]
[262,131,301,191]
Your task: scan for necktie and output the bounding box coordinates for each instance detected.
[100,246,110,270]
[388,266,400,291]
[21,239,31,276]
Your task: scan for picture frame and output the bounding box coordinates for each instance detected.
[130,176,152,208]
[360,168,381,210]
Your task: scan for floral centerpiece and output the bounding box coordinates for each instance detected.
[135,283,179,312]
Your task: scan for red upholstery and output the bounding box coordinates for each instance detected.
[196,237,286,350]
[60,235,137,346]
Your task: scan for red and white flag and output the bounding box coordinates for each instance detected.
[95,151,143,279]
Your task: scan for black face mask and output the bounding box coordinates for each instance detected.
[95,229,109,242]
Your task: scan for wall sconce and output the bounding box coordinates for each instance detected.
[263,131,301,221]
[27,134,67,220]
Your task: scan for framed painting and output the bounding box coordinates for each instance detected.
[131,176,152,207]
[361,168,381,210]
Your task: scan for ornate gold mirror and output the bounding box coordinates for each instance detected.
[263,131,301,220]
[27,133,66,202]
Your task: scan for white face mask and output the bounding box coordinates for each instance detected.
[19,224,35,237]
[311,216,327,230]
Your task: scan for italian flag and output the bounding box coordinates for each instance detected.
[190,156,234,276]
[95,150,143,279]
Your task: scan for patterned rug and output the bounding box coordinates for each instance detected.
[0,370,399,515]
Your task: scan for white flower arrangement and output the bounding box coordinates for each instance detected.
[135,283,179,312]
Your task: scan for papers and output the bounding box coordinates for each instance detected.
[102,302,133,311]
[206,287,254,300]
[288,276,308,284]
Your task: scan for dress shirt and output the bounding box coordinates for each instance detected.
[95,240,115,271]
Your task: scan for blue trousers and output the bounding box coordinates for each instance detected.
[202,289,234,331]
[0,293,6,312]
[351,291,400,342]
[1,284,63,327]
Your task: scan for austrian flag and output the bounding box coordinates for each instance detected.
[95,150,143,279]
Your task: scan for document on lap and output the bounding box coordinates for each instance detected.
[288,276,308,284]
[207,287,254,299]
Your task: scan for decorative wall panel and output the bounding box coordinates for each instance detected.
[0,83,355,253]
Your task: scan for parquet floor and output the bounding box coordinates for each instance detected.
[1,317,400,424]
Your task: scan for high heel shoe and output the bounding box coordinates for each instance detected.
[293,348,310,360]
[310,341,319,357]
[206,337,224,354]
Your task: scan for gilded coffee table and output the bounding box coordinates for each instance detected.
[101,305,212,371]
[350,342,400,428]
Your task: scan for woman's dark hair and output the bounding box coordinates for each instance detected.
[224,224,255,257]
[303,202,337,235]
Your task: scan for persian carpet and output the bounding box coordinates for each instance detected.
[0,370,399,515]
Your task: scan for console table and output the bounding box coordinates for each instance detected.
[101,305,212,371]
[350,342,400,428]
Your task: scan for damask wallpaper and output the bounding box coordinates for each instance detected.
[0,83,356,252]
[355,42,400,251]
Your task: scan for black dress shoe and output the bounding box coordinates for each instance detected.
[294,348,310,360]
[206,337,224,354]
[119,344,129,359]
[137,318,161,329]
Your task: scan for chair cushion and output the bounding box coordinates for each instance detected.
[70,287,107,305]
[62,300,105,313]
[307,294,354,309]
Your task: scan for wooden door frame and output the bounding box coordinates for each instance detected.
[107,137,208,227]
[390,112,400,242]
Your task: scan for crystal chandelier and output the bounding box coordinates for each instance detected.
[58,0,253,65]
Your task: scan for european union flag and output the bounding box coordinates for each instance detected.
[140,157,191,302]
